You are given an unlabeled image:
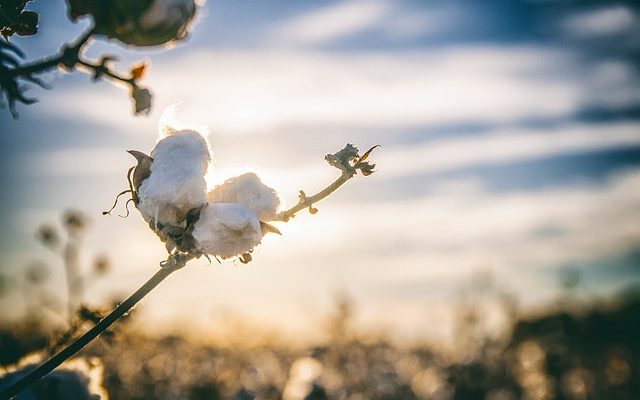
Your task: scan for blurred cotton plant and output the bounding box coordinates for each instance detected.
[0,0,199,117]
[1,118,378,398]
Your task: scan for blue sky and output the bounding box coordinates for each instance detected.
[0,0,639,342]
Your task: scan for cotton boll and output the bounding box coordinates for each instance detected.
[137,129,211,230]
[207,173,280,221]
[192,203,263,258]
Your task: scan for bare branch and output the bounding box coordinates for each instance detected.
[273,143,379,222]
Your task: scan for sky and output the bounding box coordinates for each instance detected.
[0,0,639,343]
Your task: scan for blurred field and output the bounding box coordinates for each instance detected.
[1,274,639,399]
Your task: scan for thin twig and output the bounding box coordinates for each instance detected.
[77,59,134,85]
[272,143,378,222]
[273,172,353,222]
[0,253,193,400]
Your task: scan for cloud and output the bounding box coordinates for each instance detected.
[378,7,455,40]
[268,0,458,46]
[269,0,390,46]
[377,122,640,179]
[264,168,640,284]
[44,45,638,134]
[563,5,637,38]
[23,147,130,177]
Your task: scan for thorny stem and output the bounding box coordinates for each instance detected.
[0,253,193,400]
[273,171,353,222]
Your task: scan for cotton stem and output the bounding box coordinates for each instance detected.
[272,143,378,222]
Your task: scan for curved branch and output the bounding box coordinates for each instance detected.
[273,143,378,222]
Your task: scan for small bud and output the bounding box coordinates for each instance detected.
[36,225,59,247]
[93,255,110,275]
[63,210,88,235]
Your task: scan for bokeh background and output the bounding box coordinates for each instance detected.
[1,1,639,399]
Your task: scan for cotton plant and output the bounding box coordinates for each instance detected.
[118,126,283,262]
[0,122,378,399]
[119,124,376,265]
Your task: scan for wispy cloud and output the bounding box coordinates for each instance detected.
[378,122,640,179]
[23,148,130,177]
[268,0,458,46]
[563,5,637,38]
[45,45,638,133]
[269,0,390,46]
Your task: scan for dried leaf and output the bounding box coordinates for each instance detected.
[131,86,152,114]
[130,62,147,80]
[358,145,380,163]
[260,221,282,236]
[359,163,376,176]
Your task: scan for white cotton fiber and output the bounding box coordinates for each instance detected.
[206,172,280,221]
[191,203,263,258]
[137,129,211,228]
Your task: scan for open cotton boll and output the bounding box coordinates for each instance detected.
[207,173,280,221]
[192,203,263,258]
[138,129,211,229]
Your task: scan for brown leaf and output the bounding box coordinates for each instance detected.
[358,145,380,163]
[130,62,147,80]
[360,163,376,176]
[131,86,152,114]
